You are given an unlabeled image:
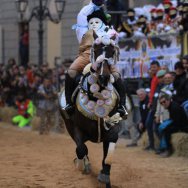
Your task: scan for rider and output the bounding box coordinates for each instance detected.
[75,0,107,43]
[65,8,127,117]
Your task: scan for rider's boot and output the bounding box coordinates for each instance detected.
[64,72,77,115]
[113,77,128,118]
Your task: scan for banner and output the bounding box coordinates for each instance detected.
[117,34,182,78]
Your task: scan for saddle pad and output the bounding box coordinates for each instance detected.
[58,89,66,108]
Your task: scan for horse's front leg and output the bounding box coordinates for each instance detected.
[73,127,91,174]
[98,126,119,187]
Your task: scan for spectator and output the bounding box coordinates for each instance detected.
[180,2,188,32]
[154,71,174,140]
[106,0,123,29]
[163,0,172,24]
[136,15,150,36]
[117,9,136,38]
[182,55,188,77]
[173,61,187,104]
[12,91,35,128]
[163,72,175,91]
[148,60,160,106]
[145,69,166,151]
[37,77,57,135]
[149,8,157,35]
[156,9,166,34]
[19,25,29,68]
[158,93,188,157]
[136,88,149,135]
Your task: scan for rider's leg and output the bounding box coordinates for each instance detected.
[112,72,128,117]
[64,70,78,114]
[65,52,90,114]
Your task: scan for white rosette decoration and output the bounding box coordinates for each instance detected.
[97,99,105,106]
[87,101,96,111]
[88,74,97,85]
[101,35,111,46]
[90,83,100,93]
[105,98,113,106]
[95,105,108,118]
[101,89,112,99]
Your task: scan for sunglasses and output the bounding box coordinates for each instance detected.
[160,100,166,105]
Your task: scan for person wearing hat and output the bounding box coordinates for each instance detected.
[74,0,106,43]
[163,0,172,14]
[167,7,182,32]
[155,9,166,34]
[65,9,128,117]
[117,8,136,38]
[177,0,184,16]
[163,0,172,24]
[149,8,157,35]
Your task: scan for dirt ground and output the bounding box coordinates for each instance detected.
[0,123,188,188]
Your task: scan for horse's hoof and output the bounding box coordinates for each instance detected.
[98,182,111,188]
[97,172,110,184]
[82,163,91,174]
[73,158,84,171]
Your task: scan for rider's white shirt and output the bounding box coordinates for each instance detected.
[76,2,100,43]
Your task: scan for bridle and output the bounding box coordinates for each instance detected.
[90,37,120,74]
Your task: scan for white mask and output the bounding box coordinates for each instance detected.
[88,18,104,32]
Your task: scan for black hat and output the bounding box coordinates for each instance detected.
[87,10,108,25]
[127,8,135,16]
[92,0,105,6]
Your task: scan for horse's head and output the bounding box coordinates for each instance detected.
[91,32,119,87]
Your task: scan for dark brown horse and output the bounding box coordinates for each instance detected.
[59,34,123,188]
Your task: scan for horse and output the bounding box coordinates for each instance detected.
[59,33,126,188]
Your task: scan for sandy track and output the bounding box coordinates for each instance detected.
[0,123,188,188]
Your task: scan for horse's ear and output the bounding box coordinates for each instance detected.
[93,31,98,40]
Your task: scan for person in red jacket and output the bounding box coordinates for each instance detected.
[149,60,160,107]
[144,60,160,151]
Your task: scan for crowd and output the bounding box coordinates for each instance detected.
[124,55,188,158]
[117,0,188,38]
[0,58,72,134]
